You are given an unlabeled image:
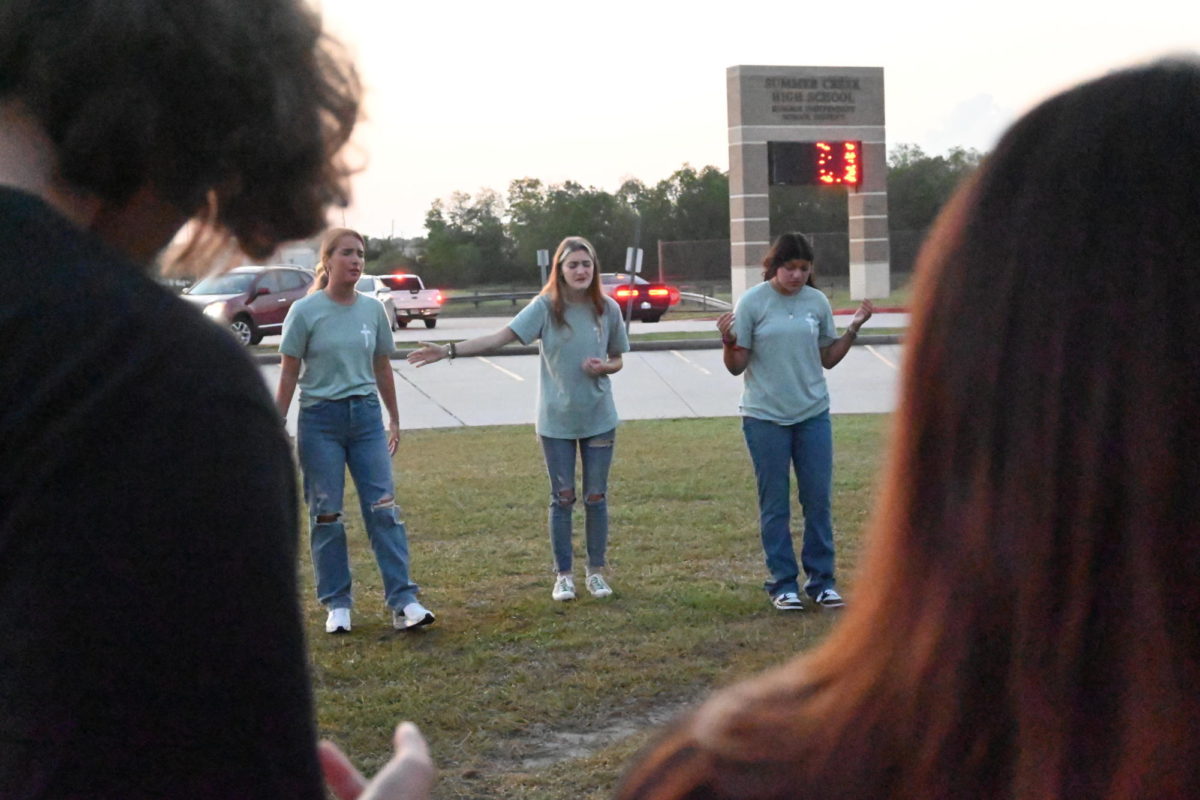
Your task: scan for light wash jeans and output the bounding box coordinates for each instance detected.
[741,413,836,599]
[540,429,616,573]
[297,394,419,611]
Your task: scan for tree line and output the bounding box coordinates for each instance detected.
[366,145,983,286]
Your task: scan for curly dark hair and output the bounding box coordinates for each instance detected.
[0,0,360,261]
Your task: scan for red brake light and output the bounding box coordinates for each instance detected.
[647,287,669,298]
[614,287,634,300]
[434,292,444,305]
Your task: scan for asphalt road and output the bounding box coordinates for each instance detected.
[259,314,905,434]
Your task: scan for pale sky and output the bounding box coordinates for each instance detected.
[316,0,1199,240]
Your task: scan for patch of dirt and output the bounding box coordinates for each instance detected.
[495,694,704,770]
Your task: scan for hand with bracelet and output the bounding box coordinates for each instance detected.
[407,340,458,366]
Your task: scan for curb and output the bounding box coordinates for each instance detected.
[833,306,908,315]
[250,334,903,365]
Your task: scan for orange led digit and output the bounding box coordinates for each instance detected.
[768,140,864,187]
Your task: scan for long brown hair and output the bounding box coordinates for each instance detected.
[309,227,364,293]
[619,58,1200,800]
[540,236,606,327]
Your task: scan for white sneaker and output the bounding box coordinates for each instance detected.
[325,607,352,633]
[585,573,613,598]
[394,601,435,630]
[552,574,576,601]
[814,588,845,609]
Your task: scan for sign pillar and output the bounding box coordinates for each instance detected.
[727,65,890,303]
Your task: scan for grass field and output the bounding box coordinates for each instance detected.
[301,414,891,799]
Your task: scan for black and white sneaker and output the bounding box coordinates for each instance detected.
[771,592,805,611]
[814,588,845,609]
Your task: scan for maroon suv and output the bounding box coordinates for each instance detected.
[182,266,314,345]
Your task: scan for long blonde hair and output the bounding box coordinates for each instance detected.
[309,227,365,293]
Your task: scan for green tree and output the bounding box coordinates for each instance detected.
[661,164,729,241]
[506,179,636,278]
[364,235,420,275]
[887,144,984,230]
[422,189,514,285]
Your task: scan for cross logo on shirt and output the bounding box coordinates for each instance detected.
[360,323,372,349]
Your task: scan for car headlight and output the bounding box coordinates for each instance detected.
[203,301,227,319]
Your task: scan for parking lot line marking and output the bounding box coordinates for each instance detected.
[391,365,465,426]
[479,357,524,381]
[866,345,898,370]
[670,350,712,375]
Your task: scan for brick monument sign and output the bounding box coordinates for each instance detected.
[727,65,889,301]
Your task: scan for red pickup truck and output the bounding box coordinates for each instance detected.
[379,273,444,328]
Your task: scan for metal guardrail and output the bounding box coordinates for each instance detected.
[445,289,732,312]
[677,291,732,311]
[443,291,538,308]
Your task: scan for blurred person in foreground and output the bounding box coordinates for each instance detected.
[615,58,1200,799]
[0,0,428,796]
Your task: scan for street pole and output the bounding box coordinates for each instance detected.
[623,213,642,332]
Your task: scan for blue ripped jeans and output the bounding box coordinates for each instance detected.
[742,413,836,599]
[297,394,419,611]
[540,429,616,573]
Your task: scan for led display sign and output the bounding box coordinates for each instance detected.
[768,141,862,187]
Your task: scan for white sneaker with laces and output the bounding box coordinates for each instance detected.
[552,574,576,601]
[771,592,805,611]
[814,588,845,609]
[394,601,436,630]
[585,573,613,598]
[325,607,352,633]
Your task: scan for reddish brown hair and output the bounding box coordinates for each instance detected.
[619,58,1200,800]
[541,235,606,327]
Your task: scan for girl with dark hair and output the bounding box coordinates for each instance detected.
[408,236,629,601]
[277,228,435,634]
[616,58,1200,800]
[716,232,873,611]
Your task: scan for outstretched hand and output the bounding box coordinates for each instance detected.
[407,342,447,368]
[319,722,435,800]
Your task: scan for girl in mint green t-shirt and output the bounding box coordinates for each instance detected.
[408,236,629,603]
[716,233,872,612]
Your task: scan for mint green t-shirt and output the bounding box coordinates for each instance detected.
[280,291,394,407]
[731,281,837,424]
[507,294,630,439]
